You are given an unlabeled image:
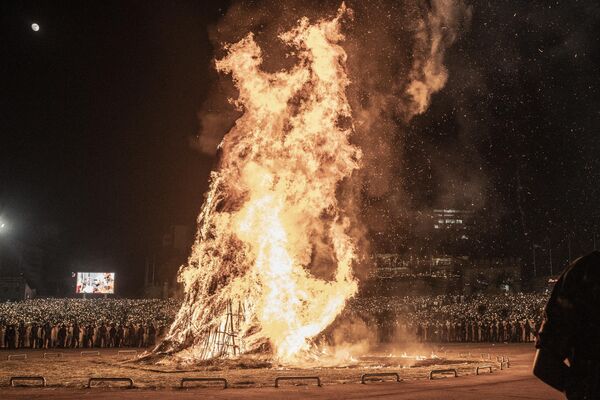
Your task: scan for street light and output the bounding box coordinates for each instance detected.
[0,218,5,273]
[547,237,553,276]
[0,217,10,238]
[532,243,542,278]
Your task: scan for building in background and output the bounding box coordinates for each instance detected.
[143,224,193,299]
[0,276,35,301]
[0,239,44,298]
[362,206,524,296]
[365,254,522,296]
[463,257,523,294]
[430,208,476,256]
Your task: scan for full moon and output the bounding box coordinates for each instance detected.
[31,23,40,32]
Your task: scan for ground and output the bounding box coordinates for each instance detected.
[0,343,563,399]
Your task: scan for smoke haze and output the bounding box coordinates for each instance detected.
[191,0,475,261]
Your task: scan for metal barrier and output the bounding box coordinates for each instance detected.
[500,360,510,370]
[88,377,134,388]
[476,365,493,375]
[480,353,490,360]
[459,352,471,358]
[496,354,510,370]
[361,372,401,384]
[117,350,138,356]
[180,377,228,389]
[43,352,63,358]
[7,354,27,360]
[81,350,100,357]
[275,376,321,388]
[10,376,46,387]
[429,369,458,380]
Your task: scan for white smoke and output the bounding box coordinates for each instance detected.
[403,0,472,120]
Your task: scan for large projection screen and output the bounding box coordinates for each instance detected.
[75,272,115,294]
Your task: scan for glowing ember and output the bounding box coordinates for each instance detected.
[154,5,360,364]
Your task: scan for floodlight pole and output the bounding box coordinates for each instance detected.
[547,238,553,276]
[568,235,572,264]
[532,245,536,278]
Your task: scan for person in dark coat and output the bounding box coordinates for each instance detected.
[43,322,52,349]
[109,324,116,348]
[534,251,600,399]
[6,325,16,349]
[72,322,79,348]
[17,322,26,348]
[58,324,67,348]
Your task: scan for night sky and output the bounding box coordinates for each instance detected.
[1,1,599,294]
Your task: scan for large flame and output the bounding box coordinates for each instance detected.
[157,5,361,364]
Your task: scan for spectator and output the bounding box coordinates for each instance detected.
[346,292,548,343]
[0,294,548,349]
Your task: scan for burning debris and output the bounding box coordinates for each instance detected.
[153,5,361,364]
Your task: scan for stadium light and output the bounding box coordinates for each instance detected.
[0,217,9,234]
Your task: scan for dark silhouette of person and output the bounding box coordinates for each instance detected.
[30,323,38,348]
[533,251,600,399]
[72,322,79,348]
[98,323,107,348]
[148,322,156,346]
[109,324,116,348]
[43,322,51,349]
[58,324,67,348]
[6,325,16,349]
[85,325,94,348]
[17,322,26,348]
[116,324,124,348]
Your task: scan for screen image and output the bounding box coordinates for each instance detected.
[75,272,115,294]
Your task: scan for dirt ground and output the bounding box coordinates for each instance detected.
[0,343,563,399]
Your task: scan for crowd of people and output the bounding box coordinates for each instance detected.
[0,298,179,349]
[348,293,548,343]
[0,293,549,349]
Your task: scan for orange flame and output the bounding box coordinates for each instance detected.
[162,4,360,364]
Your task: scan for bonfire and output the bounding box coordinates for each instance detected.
[153,5,361,365]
